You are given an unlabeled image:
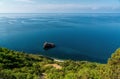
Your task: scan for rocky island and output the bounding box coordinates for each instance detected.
[43,42,56,50]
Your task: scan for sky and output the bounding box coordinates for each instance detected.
[0,0,120,13]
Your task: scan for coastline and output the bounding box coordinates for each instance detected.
[36,54,65,62]
[53,58,64,62]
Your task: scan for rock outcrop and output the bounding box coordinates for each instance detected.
[43,42,55,50]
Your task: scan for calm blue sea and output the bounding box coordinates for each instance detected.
[0,13,120,63]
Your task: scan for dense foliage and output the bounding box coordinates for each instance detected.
[0,47,120,79]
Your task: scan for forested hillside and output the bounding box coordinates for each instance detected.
[0,47,120,79]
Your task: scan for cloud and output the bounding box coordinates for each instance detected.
[35,4,120,11]
[0,2,3,5]
[0,3,120,13]
[15,0,34,3]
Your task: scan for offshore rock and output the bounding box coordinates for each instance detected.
[43,42,55,50]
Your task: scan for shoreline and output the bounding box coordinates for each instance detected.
[36,54,65,62]
[53,58,64,62]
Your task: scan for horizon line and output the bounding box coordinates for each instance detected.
[0,12,120,14]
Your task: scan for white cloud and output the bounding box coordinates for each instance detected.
[15,0,34,3]
[0,2,4,5]
[0,3,120,13]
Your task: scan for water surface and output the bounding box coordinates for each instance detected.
[0,13,120,63]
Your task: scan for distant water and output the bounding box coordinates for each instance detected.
[0,13,120,63]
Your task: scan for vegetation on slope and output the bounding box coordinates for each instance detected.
[0,47,120,79]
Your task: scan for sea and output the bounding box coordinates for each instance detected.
[0,13,120,63]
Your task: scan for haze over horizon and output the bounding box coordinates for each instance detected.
[0,0,120,13]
